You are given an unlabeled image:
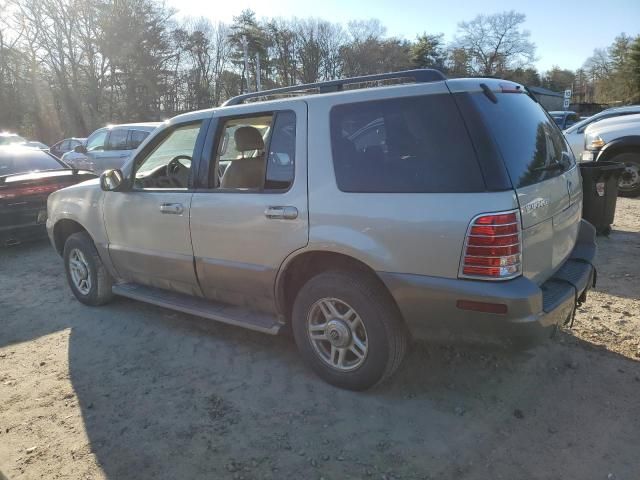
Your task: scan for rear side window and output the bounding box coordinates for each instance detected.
[106,129,129,150]
[265,111,296,190]
[330,94,485,193]
[129,130,150,149]
[471,93,574,189]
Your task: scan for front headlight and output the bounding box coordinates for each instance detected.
[585,133,605,150]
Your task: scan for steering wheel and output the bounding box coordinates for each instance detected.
[165,155,192,187]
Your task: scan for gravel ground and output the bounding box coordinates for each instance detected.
[1,198,639,480]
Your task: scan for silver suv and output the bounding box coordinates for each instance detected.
[61,123,160,174]
[47,70,596,390]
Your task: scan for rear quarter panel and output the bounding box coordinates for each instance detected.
[305,85,519,279]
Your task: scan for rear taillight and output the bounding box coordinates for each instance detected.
[0,183,66,200]
[459,210,522,280]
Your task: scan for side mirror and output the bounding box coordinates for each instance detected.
[74,144,87,154]
[100,169,125,191]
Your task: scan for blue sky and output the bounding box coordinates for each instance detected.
[170,0,640,72]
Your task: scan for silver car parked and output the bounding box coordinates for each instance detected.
[62,123,160,174]
[47,70,596,390]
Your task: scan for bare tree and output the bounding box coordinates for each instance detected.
[295,18,323,84]
[317,20,345,80]
[266,18,297,86]
[455,11,535,76]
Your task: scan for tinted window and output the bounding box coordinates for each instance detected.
[129,130,150,149]
[0,149,64,176]
[330,94,484,193]
[471,92,574,189]
[265,111,295,190]
[106,129,129,150]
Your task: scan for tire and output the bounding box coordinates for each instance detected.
[291,270,408,390]
[63,231,114,306]
[612,152,640,197]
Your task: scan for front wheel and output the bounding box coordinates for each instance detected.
[63,232,114,306]
[613,152,640,197]
[292,270,408,390]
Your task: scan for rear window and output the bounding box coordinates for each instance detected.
[330,94,485,193]
[471,92,574,189]
[0,135,26,146]
[0,148,64,176]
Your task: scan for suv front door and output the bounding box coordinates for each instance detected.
[102,119,209,295]
[190,102,308,313]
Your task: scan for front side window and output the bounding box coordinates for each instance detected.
[86,130,108,151]
[134,122,202,190]
[210,111,295,191]
[105,129,129,150]
[330,94,484,193]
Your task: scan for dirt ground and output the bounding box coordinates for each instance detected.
[1,199,639,480]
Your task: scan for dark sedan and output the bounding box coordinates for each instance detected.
[0,146,96,246]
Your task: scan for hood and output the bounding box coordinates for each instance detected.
[584,113,640,135]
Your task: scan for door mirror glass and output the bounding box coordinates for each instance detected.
[100,168,125,191]
[74,144,87,154]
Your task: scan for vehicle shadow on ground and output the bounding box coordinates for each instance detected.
[67,316,640,479]
[2,241,639,479]
[594,227,640,301]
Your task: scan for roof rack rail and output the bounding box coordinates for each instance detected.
[222,69,446,106]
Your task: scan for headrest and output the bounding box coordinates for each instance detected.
[234,126,264,152]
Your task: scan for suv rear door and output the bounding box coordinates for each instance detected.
[189,101,308,313]
[470,89,581,284]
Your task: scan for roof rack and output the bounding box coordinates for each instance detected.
[222,69,446,106]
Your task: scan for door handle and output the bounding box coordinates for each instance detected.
[265,206,298,220]
[160,203,184,215]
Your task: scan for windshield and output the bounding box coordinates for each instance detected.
[0,147,65,176]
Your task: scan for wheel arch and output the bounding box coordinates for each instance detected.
[275,249,402,324]
[52,219,89,256]
[596,136,640,161]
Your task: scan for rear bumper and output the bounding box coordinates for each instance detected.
[380,220,597,345]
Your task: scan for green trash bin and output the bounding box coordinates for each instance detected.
[579,161,625,235]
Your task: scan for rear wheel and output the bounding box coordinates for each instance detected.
[612,152,640,197]
[63,232,113,306]
[292,270,407,390]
